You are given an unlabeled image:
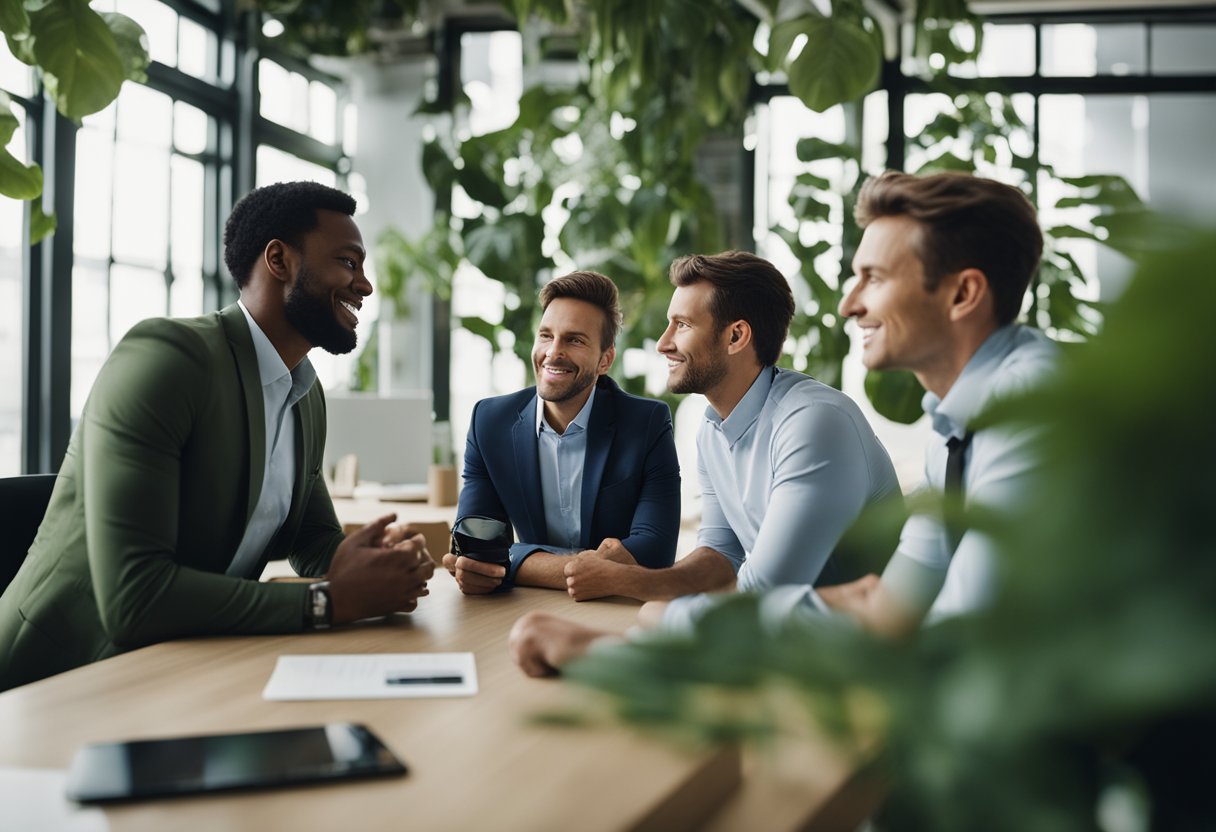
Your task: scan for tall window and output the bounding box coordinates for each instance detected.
[0,49,35,475]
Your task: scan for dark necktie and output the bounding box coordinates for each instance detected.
[944,431,974,555]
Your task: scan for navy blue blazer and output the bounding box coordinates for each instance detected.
[457,375,680,582]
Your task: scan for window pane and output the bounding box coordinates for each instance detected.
[110,264,168,346]
[177,16,217,82]
[117,83,173,148]
[975,23,1035,77]
[0,145,24,474]
[1151,25,1216,75]
[74,122,116,262]
[117,0,178,67]
[259,59,309,134]
[173,99,210,155]
[461,31,523,136]
[71,264,111,419]
[0,42,34,97]
[309,80,337,144]
[111,142,170,268]
[1042,24,1146,77]
[256,145,336,187]
[169,155,204,317]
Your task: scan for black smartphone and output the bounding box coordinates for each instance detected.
[65,722,406,804]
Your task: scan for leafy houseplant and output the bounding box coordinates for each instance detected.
[0,0,150,241]
[560,220,1216,830]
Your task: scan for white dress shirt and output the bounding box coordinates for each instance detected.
[225,301,317,578]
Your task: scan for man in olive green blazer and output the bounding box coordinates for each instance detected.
[0,182,434,691]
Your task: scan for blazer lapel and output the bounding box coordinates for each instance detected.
[220,305,266,525]
[579,378,617,542]
[511,396,546,540]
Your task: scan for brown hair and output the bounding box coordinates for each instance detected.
[539,270,622,350]
[855,171,1043,325]
[668,251,795,367]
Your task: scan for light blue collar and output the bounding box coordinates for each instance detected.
[536,383,597,437]
[237,300,317,403]
[923,325,1018,440]
[707,366,776,448]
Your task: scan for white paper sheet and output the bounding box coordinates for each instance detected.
[0,768,109,832]
[262,653,478,700]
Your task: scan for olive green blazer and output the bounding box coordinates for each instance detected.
[0,305,344,690]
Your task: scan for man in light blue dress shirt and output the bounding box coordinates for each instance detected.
[810,170,1059,634]
[509,172,1060,674]
[560,251,899,604]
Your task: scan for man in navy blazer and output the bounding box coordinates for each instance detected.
[395,271,680,596]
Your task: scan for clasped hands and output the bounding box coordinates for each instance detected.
[433,536,638,599]
[323,515,435,625]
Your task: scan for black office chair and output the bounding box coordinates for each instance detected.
[0,474,58,596]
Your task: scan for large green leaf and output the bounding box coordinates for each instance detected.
[29,0,126,119]
[99,12,150,84]
[30,203,56,243]
[0,0,29,39]
[0,96,41,199]
[864,369,925,424]
[458,315,498,347]
[786,17,880,113]
[0,144,41,199]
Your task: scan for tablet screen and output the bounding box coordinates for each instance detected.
[66,723,406,803]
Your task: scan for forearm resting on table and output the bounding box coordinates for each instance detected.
[515,551,574,589]
[617,547,736,601]
[832,554,942,638]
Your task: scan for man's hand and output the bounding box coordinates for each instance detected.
[441,553,507,595]
[564,553,634,601]
[508,611,613,677]
[326,514,435,625]
[637,600,670,629]
[818,573,919,638]
[590,537,638,566]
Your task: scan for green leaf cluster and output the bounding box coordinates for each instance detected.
[565,221,1216,830]
[1,0,149,239]
[250,0,422,58]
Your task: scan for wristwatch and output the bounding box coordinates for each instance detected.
[305,580,332,630]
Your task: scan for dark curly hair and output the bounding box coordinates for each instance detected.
[223,181,357,288]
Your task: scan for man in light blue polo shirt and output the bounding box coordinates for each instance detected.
[561,251,900,603]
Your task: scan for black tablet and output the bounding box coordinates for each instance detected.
[65,723,407,804]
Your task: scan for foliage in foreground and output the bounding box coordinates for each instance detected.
[561,223,1216,830]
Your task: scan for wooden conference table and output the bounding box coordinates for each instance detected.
[0,502,864,831]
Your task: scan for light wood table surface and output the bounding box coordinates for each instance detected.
[2,499,864,831]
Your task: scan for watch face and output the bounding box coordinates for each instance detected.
[309,585,331,627]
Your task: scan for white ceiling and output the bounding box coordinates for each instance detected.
[963,0,1215,12]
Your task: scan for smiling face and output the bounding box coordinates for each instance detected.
[532,297,614,406]
[283,209,370,355]
[839,214,953,379]
[656,282,730,396]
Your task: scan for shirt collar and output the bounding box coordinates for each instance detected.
[536,383,597,437]
[923,325,1018,440]
[237,300,317,401]
[706,366,776,448]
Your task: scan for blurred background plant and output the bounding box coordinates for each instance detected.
[0,0,149,242]
[247,0,1144,418]
[554,218,1216,830]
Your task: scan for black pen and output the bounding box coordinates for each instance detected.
[385,674,464,685]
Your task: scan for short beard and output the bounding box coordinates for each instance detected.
[668,352,728,395]
[284,263,357,355]
[537,363,599,404]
